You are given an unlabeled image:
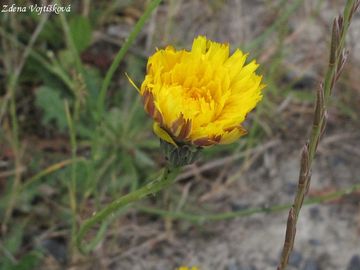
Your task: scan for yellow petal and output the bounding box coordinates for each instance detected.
[153,122,178,147]
[191,36,207,54]
[219,126,247,144]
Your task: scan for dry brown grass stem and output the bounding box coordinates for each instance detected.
[277,1,360,269]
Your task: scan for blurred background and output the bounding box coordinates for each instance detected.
[0,0,359,269]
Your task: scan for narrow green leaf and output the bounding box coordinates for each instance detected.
[69,16,92,53]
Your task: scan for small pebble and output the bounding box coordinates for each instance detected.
[230,202,250,211]
[302,259,319,270]
[309,207,322,221]
[292,75,316,90]
[347,255,360,270]
[284,182,297,195]
[289,250,303,268]
[41,238,67,264]
[308,238,322,246]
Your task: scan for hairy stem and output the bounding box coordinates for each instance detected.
[76,166,180,254]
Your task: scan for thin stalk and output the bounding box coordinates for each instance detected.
[277,1,359,269]
[1,12,49,232]
[96,0,162,120]
[0,13,49,124]
[0,27,75,118]
[20,158,86,191]
[58,0,87,119]
[76,165,180,254]
[136,181,360,223]
[57,0,84,76]
[64,101,78,250]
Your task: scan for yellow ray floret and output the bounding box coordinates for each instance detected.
[136,35,265,147]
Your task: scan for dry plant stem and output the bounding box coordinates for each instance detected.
[20,158,86,191]
[76,166,180,254]
[277,1,359,269]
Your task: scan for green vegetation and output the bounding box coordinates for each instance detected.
[0,0,359,269]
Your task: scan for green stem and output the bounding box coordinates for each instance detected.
[1,12,48,231]
[76,165,180,254]
[0,27,76,95]
[96,0,162,119]
[57,0,84,75]
[64,101,78,249]
[137,182,360,223]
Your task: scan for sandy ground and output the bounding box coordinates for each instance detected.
[106,133,360,270]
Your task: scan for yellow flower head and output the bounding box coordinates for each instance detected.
[139,36,264,147]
